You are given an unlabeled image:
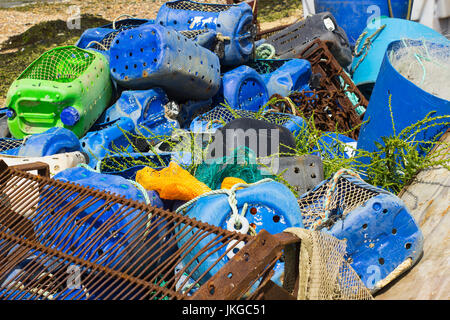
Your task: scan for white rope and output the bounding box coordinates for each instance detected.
[175,178,274,235]
[85,41,108,51]
[112,14,136,29]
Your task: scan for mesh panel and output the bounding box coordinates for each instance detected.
[197,106,293,126]
[0,139,23,153]
[91,25,142,51]
[284,228,373,300]
[297,175,379,230]
[246,60,287,74]
[19,47,95,83]
[166,0,233,12]
[179,29,209,39]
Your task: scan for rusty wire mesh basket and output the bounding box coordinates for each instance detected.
[0,161,298,300]
[267,39,368,140]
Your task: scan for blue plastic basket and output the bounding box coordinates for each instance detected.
[76,18,155,60]
[80,117,136,168]
[177,180,303,286]
[156,0,255,66]
[255,59,312,97]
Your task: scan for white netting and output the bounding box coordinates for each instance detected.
[19,47,95,83]
[166,0,233,12]
[196,105,294,127]
[283,227,373,300]
[390,41,450,100]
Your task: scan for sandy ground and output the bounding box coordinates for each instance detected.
[0,0,301,45]
[0,0,230,44]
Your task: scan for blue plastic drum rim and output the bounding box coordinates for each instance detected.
[351,17,449,89]
[356,39,450,158]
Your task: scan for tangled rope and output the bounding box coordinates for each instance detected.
[176,178,274,236]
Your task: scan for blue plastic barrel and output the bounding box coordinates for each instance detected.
[156,0,254,66]
[109,23,221,100]
[314,0,412,46]
[357,39,450,157]
[351,17,449,98]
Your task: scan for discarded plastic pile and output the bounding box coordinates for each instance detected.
[0,0,448,300]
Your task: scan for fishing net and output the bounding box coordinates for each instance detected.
[179,29,210,39]
[166,0,232,12]
[195,105,294,127]
[297,169,382,230]
[389,40,450,100]
[19,47,95,83]
[246,59,286,74]
[194,147,267,190]
[136,161,211,201]
[283,227,373,300]
[0,139,23,153]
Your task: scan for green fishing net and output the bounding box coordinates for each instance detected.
[194,147,271,190]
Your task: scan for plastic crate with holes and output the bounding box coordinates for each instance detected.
[5,46,113,139]
[216,65,269,111]
[155,0,256,66]
[297,169,423,293]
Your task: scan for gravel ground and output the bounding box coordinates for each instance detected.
[0,0,230,44]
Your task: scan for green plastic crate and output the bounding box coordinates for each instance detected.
[6,46,113,139]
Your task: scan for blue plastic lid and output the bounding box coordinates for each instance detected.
[6,109,15,118]
[61,107,80,126]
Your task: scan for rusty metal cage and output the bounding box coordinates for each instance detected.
[267,39,367,139]
[0,161,299,300]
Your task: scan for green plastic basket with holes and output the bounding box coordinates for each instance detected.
[5,46,113,139]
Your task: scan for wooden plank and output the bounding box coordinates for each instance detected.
[375,130,450,300]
